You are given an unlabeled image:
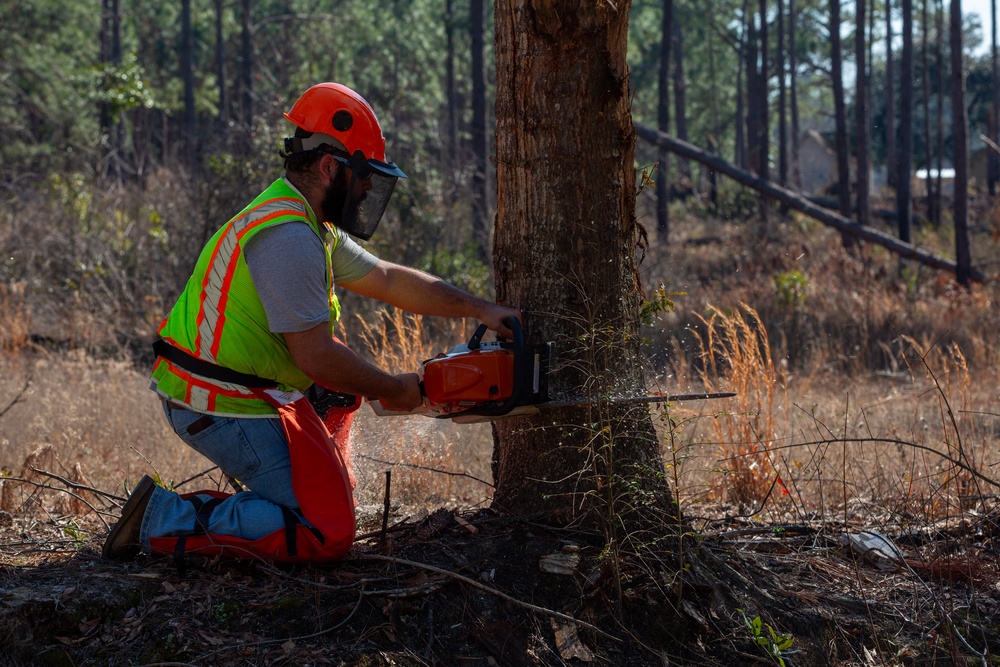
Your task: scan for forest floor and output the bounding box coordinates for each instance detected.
[1,490,998,666]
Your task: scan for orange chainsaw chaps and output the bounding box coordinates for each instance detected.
[148,395,357,563]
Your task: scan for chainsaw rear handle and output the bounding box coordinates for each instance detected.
[462,316,527,418]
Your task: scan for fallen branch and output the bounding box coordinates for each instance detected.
[0,371,32,420]
[2,476,113,529]
[634,123,988,283]
[350,553,619,641]
[28,466,123,505]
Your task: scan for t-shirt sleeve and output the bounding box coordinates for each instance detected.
[330,230,379,284]
[244,222,330,333]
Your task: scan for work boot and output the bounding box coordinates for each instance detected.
[102,475,155,560]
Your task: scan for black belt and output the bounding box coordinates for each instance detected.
[152,339,276,388]
[153,339,356,416]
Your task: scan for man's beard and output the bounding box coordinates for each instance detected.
[320,168,351,224]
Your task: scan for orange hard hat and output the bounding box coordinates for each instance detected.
[284,83,393,166]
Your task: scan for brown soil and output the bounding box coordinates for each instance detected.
[2,498,999,667]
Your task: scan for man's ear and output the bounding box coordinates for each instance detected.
[318,153,339,182]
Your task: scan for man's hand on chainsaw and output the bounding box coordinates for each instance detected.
[479,305,522,339]
[377,372,424,412]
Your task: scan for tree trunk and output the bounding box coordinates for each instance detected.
[493,0,670,529]
[215,0,227,139]
[855,0,870,226]
[240,0,254,153]
[656,0,673,239]
[789,0,801,188]
[470,0,490,261]
[182,0,197,173]
[831,0,852,249]
[672,10,690,181]
[950,0,971,285]
[898,0,914,243]
[991,0,999,195]
[777,0,788,192]
[886,0,897,189]
[922,0,934,220]
[935,0,944,225]
[444,0,458,190]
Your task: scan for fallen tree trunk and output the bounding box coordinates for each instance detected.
[635,123,987,283]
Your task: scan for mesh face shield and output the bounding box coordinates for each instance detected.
[333,150,406,241]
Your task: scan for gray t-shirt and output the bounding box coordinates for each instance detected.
[244,222,378,333]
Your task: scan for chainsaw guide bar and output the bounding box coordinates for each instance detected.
[367,319,737,424]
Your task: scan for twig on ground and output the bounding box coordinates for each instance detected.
[2,476,114,529]
[28,466,123,505]
[173,466,220,490]
[0,371,32,420]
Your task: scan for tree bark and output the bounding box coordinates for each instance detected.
[950,0,972,285]
[830,0,851,223]
[991,0,999,195]
[935,0,944,225]
[182,0,197,173]
[493,1,671,527]
[886,0,897,189]
[215,0,227,139]
[470,0,490,261]
[656,0,673,239]
[672,10,690,181]
[898,0,914,242]
[444,0,458,190]
[777,0,788,192]
[789,0,801,188]
[922,0,934,220]
[855,0,871,226]
[240,0,254,153]
[634,124,986,281]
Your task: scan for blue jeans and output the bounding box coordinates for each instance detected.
[139,402,301,549]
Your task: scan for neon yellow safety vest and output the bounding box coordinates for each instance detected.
[151,177,341,416]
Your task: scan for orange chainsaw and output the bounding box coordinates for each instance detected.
[367,318,735,423]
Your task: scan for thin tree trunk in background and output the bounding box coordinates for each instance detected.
[921,0,933,219]
[990,0,999,195]
[99,0,112,173]
[470,0,490,261]
[672,9,690,182]
[182,0,196,173]
[757,0,769,228]
[898,0,914,242]
[789,0,801,187]
[935,0,945,225]
[886,0,897,189]
[215,0,227,139]
[856,0,871,226]
[950,0,971,285]
[778,0,789,193]
[735,1,748,168]
[831,0,851,229]
[444,0,458,207]
[656,0,673,239]
[240,0,254,153]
